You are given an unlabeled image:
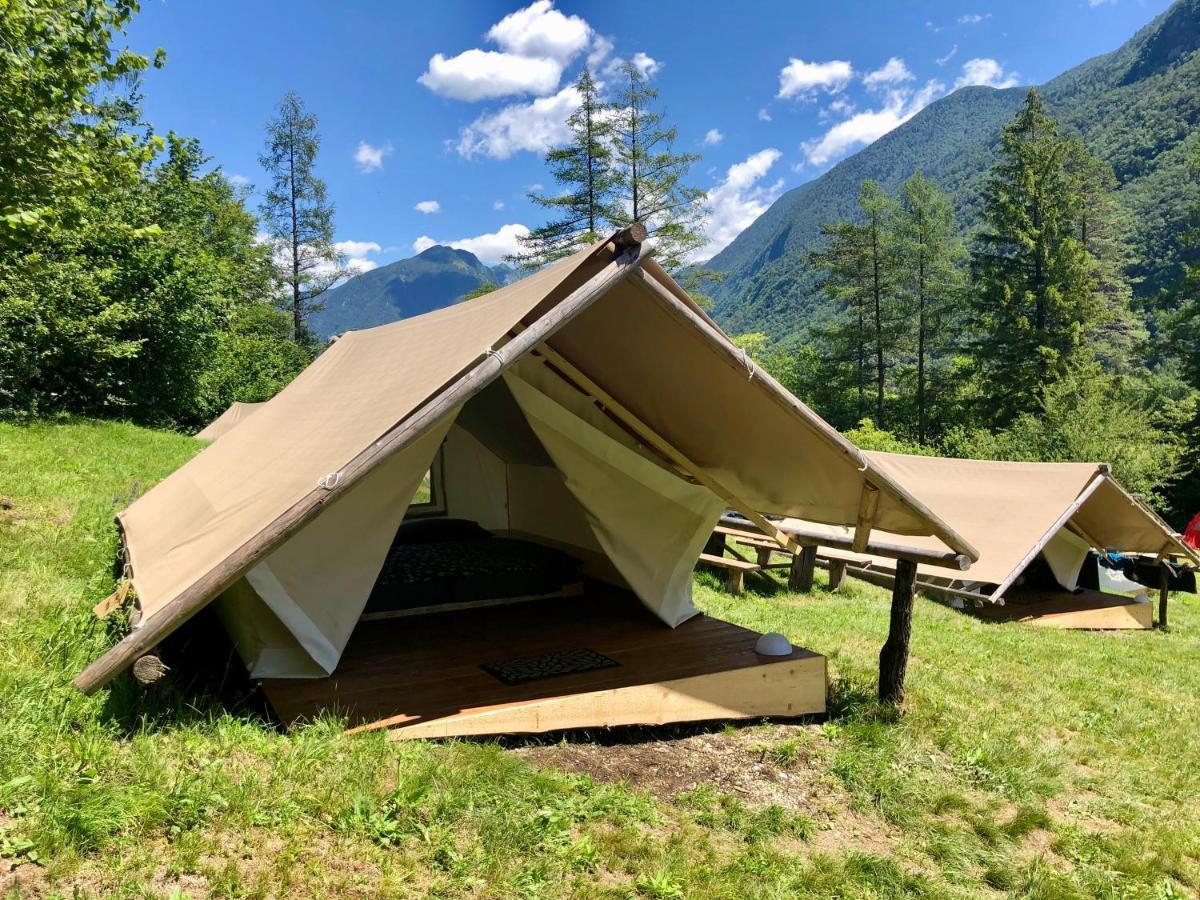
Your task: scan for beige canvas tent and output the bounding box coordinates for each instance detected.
[195,401,264,441]
[76,228,978,735]
[770,453,1199,629]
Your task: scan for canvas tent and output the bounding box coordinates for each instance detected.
[76,228,978,734]
[195,401,264,441]
[775,452,1199,628]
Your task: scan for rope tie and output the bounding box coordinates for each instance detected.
[484,347,504,363]
[738,348,755,381]
[317,472,342,490]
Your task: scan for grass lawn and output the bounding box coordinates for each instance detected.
[1,418,1198,898]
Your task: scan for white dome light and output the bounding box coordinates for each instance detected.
[755,632,793,656]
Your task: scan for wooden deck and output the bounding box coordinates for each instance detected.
[262,586,826,739]
[973,588,1154,630]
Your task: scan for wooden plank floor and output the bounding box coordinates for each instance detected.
[262,584,823,735]
[972,588,1153,629]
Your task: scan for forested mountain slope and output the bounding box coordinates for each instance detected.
[310,245,510,340]
[709,0,1200,342]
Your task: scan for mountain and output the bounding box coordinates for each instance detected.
[709,0,1200,343]
[310,245,511,339]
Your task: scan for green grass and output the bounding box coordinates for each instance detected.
[1,418,1199,897]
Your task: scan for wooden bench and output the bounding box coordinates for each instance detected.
[697,553,761,594]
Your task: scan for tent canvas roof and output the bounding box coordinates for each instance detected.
[785,451,1198,595]
[194,401,265,441]
[76,230,977,693]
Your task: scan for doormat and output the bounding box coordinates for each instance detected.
[482,647,619,685]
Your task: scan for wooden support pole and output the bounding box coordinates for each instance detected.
[879,558,918,705]
[853,483,880,553]
[756,546,773,567]
[828,558,848,592]
[726,569,745,594]
[704,531,727,557]
[1159,564,1170,630]
[75,232,654,696]
[789,545,817,592]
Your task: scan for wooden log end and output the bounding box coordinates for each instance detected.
[132,655,169,684]
[612,222,648,249]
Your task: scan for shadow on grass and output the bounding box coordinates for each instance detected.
[95,607,279,737]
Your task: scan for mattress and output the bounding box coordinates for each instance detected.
[362,537,582,619]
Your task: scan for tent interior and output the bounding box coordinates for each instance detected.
[213,357,825,737]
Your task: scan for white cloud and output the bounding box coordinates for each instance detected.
[604,50,662,79]
[486,0,590,64]
[587,34,614,68]
[703,128,724,146]
[335,239,383,274]
[957,13,991,24]
[821,96,857,120]
[925,20,943,32]
[696,149,784,260]
[418,2,594,102]
[1089,0,1116,6]
[229,174,250,185]
[455,84,579,159]
[802,80,944,167]
[354,141,393,173]
[412,223,530,265]
[777,58,853,100]
[414,200,440,214]
[863,57,915,89]
[955,58,1020,89]
[419,50,562,101]
[936,44,959,66]
[493,200,505,210]
[758,108,772,122]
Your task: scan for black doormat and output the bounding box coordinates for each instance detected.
[481,647,619,685]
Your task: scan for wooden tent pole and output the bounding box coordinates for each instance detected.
[74,229,652,696]
[629,269,979,564]
[879,558,918,705]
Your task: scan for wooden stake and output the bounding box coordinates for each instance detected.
[789,545,817,592]
[879,558,918,705]
[828,558,848,592]
[1159,564,1170,630]
[132,655,169,684]
[75,231,653,696]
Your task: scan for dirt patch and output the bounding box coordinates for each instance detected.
[514,723,899,856]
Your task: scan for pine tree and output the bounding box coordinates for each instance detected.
[969,89,1107,423]
[809,181,902,427]
[894,172,964,444]
[259,91,339,343]
[609,60,705,270]
[511,71,616,268]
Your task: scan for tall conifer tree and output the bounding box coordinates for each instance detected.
[259,91,339,343]
[609,60,705,270]
[895,172,964,444]
[511,71,615,267]
[810,180,901,427]
[969,89,1110,422]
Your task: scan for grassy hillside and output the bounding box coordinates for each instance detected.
[2,420,1199,897]
[710,0,1200,343]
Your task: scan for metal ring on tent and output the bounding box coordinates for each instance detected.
[317,472,342,490]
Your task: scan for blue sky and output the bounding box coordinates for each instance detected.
[124,0,1173,270]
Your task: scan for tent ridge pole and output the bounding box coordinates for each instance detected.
[74,235,654,696]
